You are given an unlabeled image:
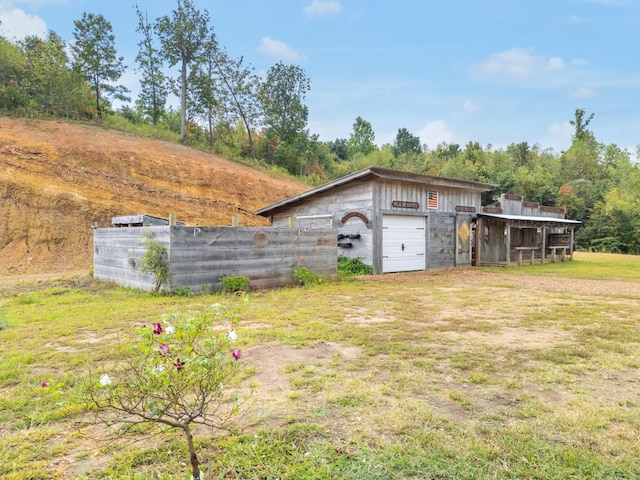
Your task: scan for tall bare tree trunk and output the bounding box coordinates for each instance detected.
[180,60,188,142]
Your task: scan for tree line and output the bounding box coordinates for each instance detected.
[1,1,639,254]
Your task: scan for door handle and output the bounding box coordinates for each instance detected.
[401,243,405,251]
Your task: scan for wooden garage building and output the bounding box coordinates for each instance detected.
[256,167,495,274]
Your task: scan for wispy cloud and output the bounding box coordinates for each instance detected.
[569,87,597,99]
[258,36,307,62]
[473,48,566,81]
[463,99,480,112]
[304,0,342,18]
[418,120,457,148]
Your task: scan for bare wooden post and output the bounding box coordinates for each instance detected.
[169,213,177,226]
[231,216,239,227]
[541,226,547,264]
[570,227,575,261]
[505,224,511,266]
[474,217,483,267]
[288,216,294,228]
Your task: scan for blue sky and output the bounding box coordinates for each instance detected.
[1,0,639,155]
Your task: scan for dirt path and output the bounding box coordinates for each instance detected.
[0,270,89,285]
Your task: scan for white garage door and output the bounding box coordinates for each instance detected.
[382,215,426,273]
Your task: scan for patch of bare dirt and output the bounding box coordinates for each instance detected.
[0,117,307,275]
[363,261,640,297]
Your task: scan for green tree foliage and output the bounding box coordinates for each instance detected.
[259,61,310,171]
[327,138,348,161]
[135,4,167,125]
[347,116,376,158]
[0,35,26,111]
[191,33,225,148]
[577,188,640,254]
[393,127,421,157]
[21,32,92,118]
[138,234,171,292]
[72,13,129,118]
[570,108,595,141]
[156,0,211,142]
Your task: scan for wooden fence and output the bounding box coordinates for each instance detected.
[94,226,338,292]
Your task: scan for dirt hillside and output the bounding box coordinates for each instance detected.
[0,117,308,275]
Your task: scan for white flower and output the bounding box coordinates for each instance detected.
[227,331,238,341]
[165,326,176,335]
[99,374,112,386]
[152,365,165,374]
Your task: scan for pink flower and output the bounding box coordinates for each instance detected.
[41,381,50,388]
[159,344,170,356]
[231,349,241,361]
[174,359,185,371]
[153,323,163,335]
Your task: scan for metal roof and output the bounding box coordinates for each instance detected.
[479,213,581,225]
[256,166,496,216]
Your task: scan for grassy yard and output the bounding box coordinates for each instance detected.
[1,252,640,479]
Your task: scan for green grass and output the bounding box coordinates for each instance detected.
[488,251,640,281]
[2,255,640,479]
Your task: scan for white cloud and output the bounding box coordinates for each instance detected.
[258,36,307,62]
[417,120,456,148]
[473,48,566,82]
[0,3,47,40]
[569,87,597,98]
[541,121,573,152]
[304,0,342,18]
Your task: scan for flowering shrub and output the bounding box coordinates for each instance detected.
[78,302,253,480]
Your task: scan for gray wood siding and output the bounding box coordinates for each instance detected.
[94,226,337,292]
[94,226,169,290]
[378,181,483,214]
[427,214,456,269]
[270,181,374,228]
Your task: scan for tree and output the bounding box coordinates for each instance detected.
[347,116,376,157]
[135,4,167,125]
[78,303,253,480]
[392,127,421,157]
[191,32,225,147]
[327,138,348,161]
[72,12,129,118]
[215,51,262,162]
[156,0,210,142]
[570,108,595,142]
[21,32,91,118]
[507,141,532,168]
[259,61,310,167]
[0,36,26,111]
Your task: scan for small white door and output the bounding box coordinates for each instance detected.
[382,215,426,272]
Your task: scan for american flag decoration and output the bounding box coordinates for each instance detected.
[427,191,438,209]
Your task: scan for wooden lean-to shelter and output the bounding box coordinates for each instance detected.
[475,194,581,267]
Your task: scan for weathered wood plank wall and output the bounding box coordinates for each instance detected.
[94,226,337,292]
[94,226,170,290]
